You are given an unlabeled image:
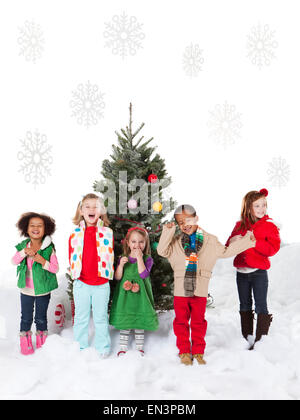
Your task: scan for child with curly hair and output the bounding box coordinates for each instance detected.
[12,212,59,355]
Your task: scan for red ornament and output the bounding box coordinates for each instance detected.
[162,283,167,287]
[259,188,268,197]
[148,174,158,183]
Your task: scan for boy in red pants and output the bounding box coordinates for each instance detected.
[157,204,255,365]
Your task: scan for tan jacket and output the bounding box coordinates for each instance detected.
[157,225,255,298]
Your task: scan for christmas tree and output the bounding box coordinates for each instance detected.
[93,103,177,310]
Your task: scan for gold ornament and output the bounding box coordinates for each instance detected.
[152,201,163,212]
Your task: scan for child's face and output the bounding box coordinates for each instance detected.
[80,198,102,226]
[252,197,267,220]
[127,232,146,252]
[175,211,198,235]
[27,217,45,241]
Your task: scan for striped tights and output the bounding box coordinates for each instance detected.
[119,329,144,351]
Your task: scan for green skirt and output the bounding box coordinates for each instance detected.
[109,275,159,331]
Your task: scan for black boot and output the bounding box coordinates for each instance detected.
[239,310,254,341]
[249,313,273,350]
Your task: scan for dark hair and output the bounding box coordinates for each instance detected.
[174,204,197,218]
[16,212,56,237]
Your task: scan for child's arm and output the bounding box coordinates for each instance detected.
[33,250,59,273]
[225,222,241,247]
[217,231,256,259]
[114,256,128,280]
[139,257,153,279]
[157,223,176,258]
[254,222,280,257]
[135,253,153,279]
[12,249,26,265]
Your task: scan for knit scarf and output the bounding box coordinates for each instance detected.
[181,227,204,297]
[69,219,114,281]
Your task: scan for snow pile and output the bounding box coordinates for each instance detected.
[0,244,299,400]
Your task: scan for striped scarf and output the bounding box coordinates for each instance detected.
[181,228,204,297]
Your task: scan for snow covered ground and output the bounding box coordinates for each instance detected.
[0,244,299,400]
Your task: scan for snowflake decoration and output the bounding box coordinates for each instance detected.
[104,12,145,59]
[18,20,45,63]
[207,102,242,148]
[246,23,278,69]
[183,43,204,77]
[267,157,290,188]
[17,130,53,187]
[70,81,105,128]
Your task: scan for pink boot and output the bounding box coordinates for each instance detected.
[36,330,48,349]
[20,331,34,355]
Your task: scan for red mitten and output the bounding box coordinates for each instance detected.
[131,283,140,293]
[123,281,132,291]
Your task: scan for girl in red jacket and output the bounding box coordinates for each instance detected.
[226,188,280,349]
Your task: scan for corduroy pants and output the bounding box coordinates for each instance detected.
[173,296,207,355]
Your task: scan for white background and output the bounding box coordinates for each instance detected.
[1,0,299,275]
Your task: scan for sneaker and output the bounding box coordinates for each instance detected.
[138,349,145,357]
[20,331,34,355]
[117,350,127,357]
[179,353,193,366]
[193,354,206,365]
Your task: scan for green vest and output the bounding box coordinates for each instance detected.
[16,238,58,295]
[109,255,158,331]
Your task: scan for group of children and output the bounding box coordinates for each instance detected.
[12,188,280,365]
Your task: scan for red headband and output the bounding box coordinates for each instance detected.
[126,226,148,237]
[259,188,268,197]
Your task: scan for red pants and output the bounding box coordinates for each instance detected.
[173,296,207,355]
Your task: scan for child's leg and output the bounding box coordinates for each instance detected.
[190,296,207,355]
[173,297,191,354]
[119,330,131,352]
[35,294,51,332]
[236,272,253,312]
[134,329,144,351]
[73,280,92,350]
[251,270,269,314]
[20,293,35,332]
[91,282,111,355]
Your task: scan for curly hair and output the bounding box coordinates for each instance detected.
[16,212,56,237]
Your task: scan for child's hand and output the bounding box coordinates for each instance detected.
[165,222,175,228]
[247,230,256,242]
[229,235,242,244]
[33,254,46,266]
[25,248,36,257]
[119,256,129,266]
[131,248,143,259]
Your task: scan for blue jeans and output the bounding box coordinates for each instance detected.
[73,280,111,355]
[236,270,269,314]
[20,293,51,332]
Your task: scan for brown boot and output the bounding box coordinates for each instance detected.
[179,353,193,365]
[239,310,254,340]
[193,354,206,365]
[249,313,273,350]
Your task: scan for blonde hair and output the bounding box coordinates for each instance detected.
[123,227,151,257]
[72,193,110,226]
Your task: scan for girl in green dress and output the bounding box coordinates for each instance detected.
[109,227,158,356]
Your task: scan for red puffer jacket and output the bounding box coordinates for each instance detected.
[226,215,281,270]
